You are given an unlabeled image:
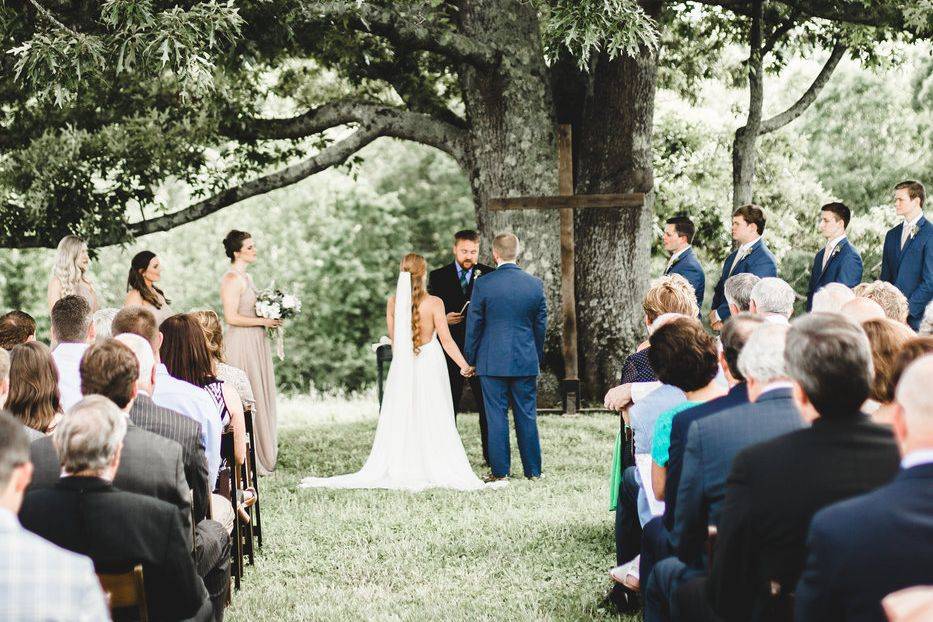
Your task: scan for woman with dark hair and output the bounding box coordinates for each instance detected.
[7,341,63,435]
[219,230,280,474]
[123,251,174,325]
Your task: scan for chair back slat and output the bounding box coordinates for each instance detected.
[98,564,148,622]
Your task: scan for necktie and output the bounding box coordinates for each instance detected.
[728,248,746,276]
[460,269,469,293]
[901,224,912,250]
[822,243,834,271]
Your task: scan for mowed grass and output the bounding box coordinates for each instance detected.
[227,396,637,621]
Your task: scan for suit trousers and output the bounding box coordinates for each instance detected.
[479,375,541,478]
[195,519,231,622]
[645,556,700,622]
[445,356,490,465]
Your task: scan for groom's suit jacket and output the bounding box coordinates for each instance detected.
[709,238,778,322]
[464,263,547,377]
[880,216,933,329]
[428,261,496,348]
[806,238,863,311]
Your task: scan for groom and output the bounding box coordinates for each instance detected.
[465,233,547,482]
[428,229,496,465]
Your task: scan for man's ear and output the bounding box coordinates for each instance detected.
[891,402,909,453]
[86,322,96,343]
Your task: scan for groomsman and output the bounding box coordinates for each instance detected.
[806,202,863,311]
[880,180,932,329]
[709,204,778,330]
[662,216,705,309]
[428,230,495,464]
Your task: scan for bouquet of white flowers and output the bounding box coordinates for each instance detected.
[255,284,302,360]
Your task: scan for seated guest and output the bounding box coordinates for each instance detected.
[0,412,109,621]
[662,216,706,309]
[723,272,760,317]
[19,396,211,621]
[0,310,36,350]
[664,313,765,531]
[91,307,120,340]
[919,300,933,335]
[806,202,863,311]
[681,314,900,622]
[748,277,796,324]
[855,280,911,325]
[810,282,855,315]
[796,355,933,621]
[192,310,256,409]
[841,296,886,323]
[49,295,94,411]
[621,275,699,383]
[891,337,933,392]
[862,318,916,424]
[112,306,221,488]
[644,323,804,622]
[6,342,62,436]
[29,340,193,546]
[114,333,210,525]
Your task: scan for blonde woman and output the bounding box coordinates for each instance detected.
[300,253,488,491]
[191,309,256,409]
[47,235,99,314]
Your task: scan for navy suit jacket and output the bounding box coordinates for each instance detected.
[806,239,863,311]
[710,239,778,321]
[665,247,706,309]
[672,387,803,567]
[663,382,749,531]
[464,263,547,377]
[796,463,933,622]
[880,216,933,328]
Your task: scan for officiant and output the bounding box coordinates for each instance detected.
[429,230,495,465]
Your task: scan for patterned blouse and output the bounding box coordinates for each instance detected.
[203,378,231,427]
[217,362,255,408]
[620,348,657,384]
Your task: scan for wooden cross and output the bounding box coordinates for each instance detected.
[488,125,645,414]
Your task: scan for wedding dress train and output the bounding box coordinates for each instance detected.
[300,272,486,491]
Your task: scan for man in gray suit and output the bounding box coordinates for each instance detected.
[644,323,804,622]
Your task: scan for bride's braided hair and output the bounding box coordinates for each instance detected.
[400,253,428,354]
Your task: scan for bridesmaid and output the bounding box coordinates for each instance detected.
[220,230,281,474]
[47,235,100,313]
[124,251,174,325]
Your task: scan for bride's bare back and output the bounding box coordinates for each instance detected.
[386,294,470,370]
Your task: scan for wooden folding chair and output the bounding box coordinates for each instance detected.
[220,431,244,590]
[98,564,148,622]
[244,405,262,549]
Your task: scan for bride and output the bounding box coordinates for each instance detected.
[300,253,493,491]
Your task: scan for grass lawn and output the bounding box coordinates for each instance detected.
[227,396,638,621]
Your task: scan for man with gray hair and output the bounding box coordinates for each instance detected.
[797,354,933,621]
[681,314,900,621]
[19,396,212,621]
[644,323,803,622]
[723,272,760,319]
[749,276,796,323]
[811,282,856,315]
[0,411,108,621]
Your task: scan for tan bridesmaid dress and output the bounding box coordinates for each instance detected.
[223,270,278,474]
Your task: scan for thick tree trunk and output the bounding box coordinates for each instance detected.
[732,0,764,209]
[551,0,661,401]
[457,0,563,402]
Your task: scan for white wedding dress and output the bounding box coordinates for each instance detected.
[299,272,487,492]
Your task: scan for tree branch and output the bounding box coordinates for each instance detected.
[759,41,846,133]
[694,0,907,29]
[306,2,498,68]
[761,12,799,56]
[223,101,468,162]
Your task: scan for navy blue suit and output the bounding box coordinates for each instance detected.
[710,239,778,322]
[880,216,933,329]
[665,247,706,309]
[465,263,547,478]
[806,238,863,311]
[796,463,933,622]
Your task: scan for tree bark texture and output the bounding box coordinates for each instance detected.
[457,0,563,402]
[551,0,661,401]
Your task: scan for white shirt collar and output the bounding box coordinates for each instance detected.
[670,245,691,262]
[761,380,794,394]
[738,236,761,254]
[52,341,89,355]
[825,234,846,249]
[904,212,924,229]
[496,261,516,267]
[763,314,790,325]
[901,448,933,470]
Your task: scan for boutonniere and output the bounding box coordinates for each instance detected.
[909,224,920,241]
[670,254,683,267]
[474,269,483,278]
[830,244,842,259]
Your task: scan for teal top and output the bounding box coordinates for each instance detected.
[650,401,700,467]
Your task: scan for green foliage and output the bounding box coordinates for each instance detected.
[537,0,660,70]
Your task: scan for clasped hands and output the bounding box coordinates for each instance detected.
[460,366,476,378]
